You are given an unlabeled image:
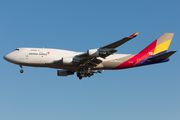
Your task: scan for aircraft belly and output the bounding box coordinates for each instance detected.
[47,64,79,70]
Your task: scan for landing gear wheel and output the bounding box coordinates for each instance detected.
[87,73,91,77]
[20,69,24,73]
[79,76,82,80]
[77,73,80,77]
[19,65,23,73]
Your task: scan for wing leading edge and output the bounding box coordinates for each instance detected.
[101,32,139,49]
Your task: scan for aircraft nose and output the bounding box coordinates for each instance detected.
[4,54,10,61]
[3,53,15,62]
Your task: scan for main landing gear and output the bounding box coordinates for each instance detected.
[20,65,24,73]
[77,68,103,80]
[77,68,93,80]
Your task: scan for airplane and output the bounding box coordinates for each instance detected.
[3,33,176,79]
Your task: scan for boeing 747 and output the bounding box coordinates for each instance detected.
[3,33,176,79]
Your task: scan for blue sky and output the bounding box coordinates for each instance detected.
[1,0,180,120]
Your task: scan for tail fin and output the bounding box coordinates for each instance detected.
[114,33,175,69]
[137,33,174,60]
[153,33,174,55]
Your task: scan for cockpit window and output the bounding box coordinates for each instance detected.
[14,49,19,51]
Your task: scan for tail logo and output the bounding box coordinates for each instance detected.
[149,52,153,55]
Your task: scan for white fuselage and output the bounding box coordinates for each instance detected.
[4,48,130,70]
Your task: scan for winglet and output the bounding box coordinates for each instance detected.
[129,32,139,38]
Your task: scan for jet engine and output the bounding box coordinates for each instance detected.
[61,57,73,65]
[57,69,74,76]
[87,49,100,57]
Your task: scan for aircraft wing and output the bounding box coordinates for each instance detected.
[75,32,139,68]
[77,32,139,58]
[101,32,139,49]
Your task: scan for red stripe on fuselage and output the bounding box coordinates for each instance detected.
[114,40,157,69]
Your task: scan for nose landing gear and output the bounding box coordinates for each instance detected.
[20,65,24,73]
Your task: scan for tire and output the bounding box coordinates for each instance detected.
[20,70,23,73]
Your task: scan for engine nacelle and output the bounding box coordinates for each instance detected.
[61,57,73,65]
[87,49,99,57]
[57,69,74,76]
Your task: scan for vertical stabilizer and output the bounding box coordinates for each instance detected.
[153,33,174,55]
[137,33,174,60]
[133,33,175,66]
[112,33,175,69]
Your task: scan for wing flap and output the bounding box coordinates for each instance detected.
[79,57,102,67]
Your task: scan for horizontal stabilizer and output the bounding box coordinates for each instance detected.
[147,51,177,61]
